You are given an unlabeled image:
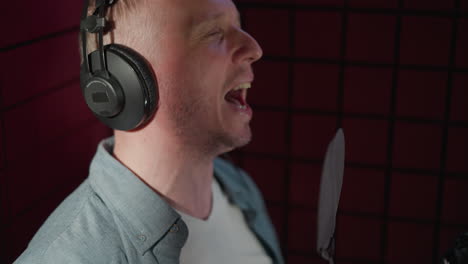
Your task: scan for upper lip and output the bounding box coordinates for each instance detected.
[225,75,254,94]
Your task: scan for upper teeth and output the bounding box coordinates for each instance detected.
[234,83,251,90]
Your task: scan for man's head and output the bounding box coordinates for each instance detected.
[85,0,262,156]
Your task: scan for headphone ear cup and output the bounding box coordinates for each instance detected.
[83,44,158,131]
[106,44,158,118]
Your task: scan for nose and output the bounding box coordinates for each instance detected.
[233,29,263,64]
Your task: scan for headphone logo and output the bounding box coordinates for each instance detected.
[92,92,110,104]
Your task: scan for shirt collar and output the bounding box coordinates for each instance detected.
[88,137,187,255]
[213,158,253,213]
[87,137,254,255]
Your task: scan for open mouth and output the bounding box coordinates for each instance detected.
[224,83,250,109]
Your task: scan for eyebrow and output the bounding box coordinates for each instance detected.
[192,9,242,32]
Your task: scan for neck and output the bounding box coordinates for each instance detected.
[113,125,215,220]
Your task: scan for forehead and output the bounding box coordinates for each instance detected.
[159,0,239,26]
[191,0,239,23]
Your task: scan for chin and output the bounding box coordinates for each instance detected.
[213,125,252,154]
[232,134,251,149]
[225,126,252,150]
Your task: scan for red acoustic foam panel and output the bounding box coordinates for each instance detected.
[400,16,452,66]
[266,205,285,243]
[389,172,438,220]
[4,83,94,164]
[346,13,396,63]
[455,18,468,68]
[456,19,468,68]
[396,70,447,120]
[0,121,3,169]
[392,122,442,170]
[463,0,468,11]
[291,114,337,159]
[293,63,339,111]
[228,150,243,165]
[439,226,468,261]
[5,185,79,264]
[5,121,110,219]
[236,0,289,3]
[287,255,328,264]
[333,261,380,264]
[386,221,434,264]
[0,32,80,108]
[250,61,289,107]
[342,118,389,165]
[289,162,322,207]
[340,167,385,215]
[294,0,344,6]
[403,0,455,10]
[287,209,317,252]
[245,110,287,155]
[343,66,393,115]
[295,11,342,59]
[0,171,7,219]
[0,0,81,48]
[447,127,468,173]
[442,178,468,225]
[335,215,382,261]
[450,73,468,122]
[243,156,286,203]
[243,9,290,57]
[348,0,398,8]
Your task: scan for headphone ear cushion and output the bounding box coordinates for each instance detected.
[106,44,158,117]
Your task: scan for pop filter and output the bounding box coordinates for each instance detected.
[317,128,345,264]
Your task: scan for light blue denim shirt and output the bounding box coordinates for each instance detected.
[14,137,284,264]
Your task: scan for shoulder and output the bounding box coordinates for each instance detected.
[214,156,251,190]
[14,181,126,264]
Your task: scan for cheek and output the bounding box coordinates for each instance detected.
[197,49,231,85]
[153,53,192,99]
[184,52,229,95]
[152,40,231,101]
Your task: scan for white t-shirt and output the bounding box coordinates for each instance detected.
[176,179,272,264]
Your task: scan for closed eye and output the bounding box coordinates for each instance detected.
[207,28,225,41]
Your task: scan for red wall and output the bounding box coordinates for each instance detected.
[0,1,113,262]
[235,0,468,263]
[1,0,468,263]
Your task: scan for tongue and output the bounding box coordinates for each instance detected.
[225,89,245,106]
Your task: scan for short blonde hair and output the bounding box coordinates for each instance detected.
[79,0,139,59]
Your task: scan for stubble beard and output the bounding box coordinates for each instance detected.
[208,123,252,155]
[166,98,252,157]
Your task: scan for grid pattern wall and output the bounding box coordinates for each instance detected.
[0,1,113,263]
[234,0,468,264]
[0,0,467,264]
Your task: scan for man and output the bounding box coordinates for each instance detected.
[14,0,284,263]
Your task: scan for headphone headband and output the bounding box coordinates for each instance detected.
[80,0,111,78]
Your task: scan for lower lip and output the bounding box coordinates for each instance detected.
[226,101,253,118]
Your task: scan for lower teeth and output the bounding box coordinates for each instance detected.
[238,105,246,110]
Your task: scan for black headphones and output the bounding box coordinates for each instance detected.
[80,0,158,131]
